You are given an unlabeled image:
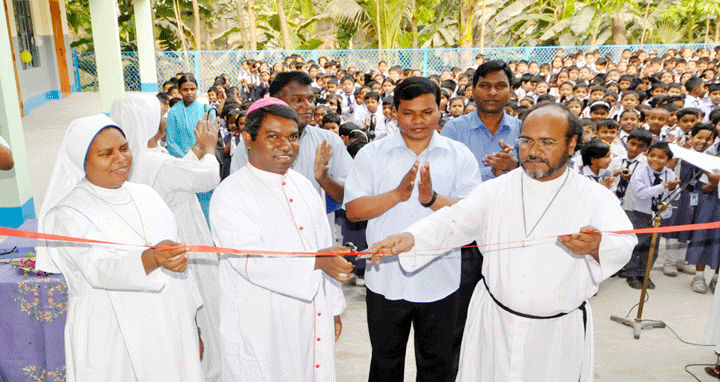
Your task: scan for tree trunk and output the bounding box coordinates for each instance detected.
[706,18,710,44]
[411,17,418,49]
[235,0,249,50]
[458,0,475,48]
[590,14,600,46]
[277,0,292,50]
[716,18,719,43]
[376,0,382,59]
[248,0,257,50]
[611,12,627,45]
[640,0,651,46]
[479,0,486,53]
[191,0,201,51]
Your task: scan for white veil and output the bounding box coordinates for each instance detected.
[109,93,163,184]
[35,115,124,273]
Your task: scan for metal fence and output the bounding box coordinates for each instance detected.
[73,43,720,93]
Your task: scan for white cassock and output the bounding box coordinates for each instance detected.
[209,164,345,382]
[45,179,204,382]
[111,93,223,382]
[399,168,636,382]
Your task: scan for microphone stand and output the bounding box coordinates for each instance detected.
[610,169,703,339]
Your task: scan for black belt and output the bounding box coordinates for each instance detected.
[481,277,588,333]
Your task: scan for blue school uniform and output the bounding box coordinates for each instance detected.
[686,187,720,269]
[662,159,702,243]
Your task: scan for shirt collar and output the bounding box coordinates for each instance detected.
[469,111,513,132]
[385,130,449,153]
[247,162,288,183]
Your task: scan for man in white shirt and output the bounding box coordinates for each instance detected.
[344,77,481,382]
[210,98,352,382]
[370,103,636,382]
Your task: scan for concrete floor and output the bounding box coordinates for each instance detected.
[19,93,720,381]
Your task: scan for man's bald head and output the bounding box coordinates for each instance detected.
[522,103,583,153]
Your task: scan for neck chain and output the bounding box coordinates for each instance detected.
[520,170,570,244]
[86,183,151,246]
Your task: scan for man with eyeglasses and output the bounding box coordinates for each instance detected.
[369,102,636,382]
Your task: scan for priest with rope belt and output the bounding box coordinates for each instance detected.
[370,102,637,382]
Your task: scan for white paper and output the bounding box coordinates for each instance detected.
[669,144,720,173]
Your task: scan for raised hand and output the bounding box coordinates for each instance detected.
[664,178,680,191]
[484,139,518,176]
[600,175,616,189]
[194,111,221,154]
[314,140,332,182]
[394,161,419,202]
[418,162,434,205]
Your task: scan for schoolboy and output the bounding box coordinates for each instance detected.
[574,82,589,100]
[618,109,641,144]
[645,107,671,138]
[352,91,386,140]
[702,82,720,122]
[580,138,616,190]
[339,75,357,117]
[623,141,679,289]
[609,128,651,211]
[321,112,342,135]
[597,119,626,158]
[448,97,465,118]
[612,90,640,119]
[324,76,340,96]
[668,108,703,144]
[684,77,707,109]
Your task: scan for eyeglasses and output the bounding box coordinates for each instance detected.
[515,137,568,150]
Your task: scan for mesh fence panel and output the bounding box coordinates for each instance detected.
[74,43,720,93]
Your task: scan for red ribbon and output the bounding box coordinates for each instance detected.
[2,220,720,257]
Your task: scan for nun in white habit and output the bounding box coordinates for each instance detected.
[110,93,223,382]
[37,114,204,381]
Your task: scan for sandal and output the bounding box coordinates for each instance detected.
[706,365,720,379]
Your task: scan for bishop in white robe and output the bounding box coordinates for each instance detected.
[209,97,349,382]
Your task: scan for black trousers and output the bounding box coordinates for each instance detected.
[366,288,459,382]
[625,210,661,278]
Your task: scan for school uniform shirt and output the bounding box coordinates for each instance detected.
[684,94,704,109]
[702,100,720,123]
[350,107,388,140]
[609,154,647,211]
[344,131,481,302]
[580,166,617,192]
[629,164,676,219]
[338,90,356,118]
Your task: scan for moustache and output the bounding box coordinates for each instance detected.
[521,156,549,165]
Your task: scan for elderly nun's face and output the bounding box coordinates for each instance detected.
[85,127,132,189]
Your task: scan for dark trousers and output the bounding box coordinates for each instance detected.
[452,244,483,379]
[625,210,660,277]
[366,288,458,382]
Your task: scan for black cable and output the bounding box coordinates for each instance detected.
[624,288,649,318]
[685,363,715,382]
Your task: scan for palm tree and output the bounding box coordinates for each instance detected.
[326,0,414,49]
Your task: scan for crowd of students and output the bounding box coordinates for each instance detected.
[36,44,720,381]
[155,45,720,293]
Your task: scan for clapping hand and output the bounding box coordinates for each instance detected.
[393,161,419,202]
[485,140,518,177]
